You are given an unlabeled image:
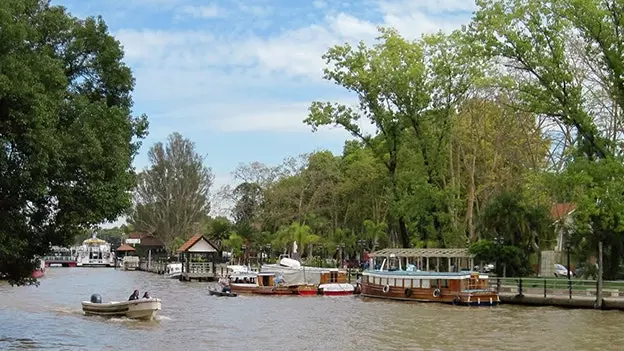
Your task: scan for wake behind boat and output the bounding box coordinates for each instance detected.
[81,294,161,320]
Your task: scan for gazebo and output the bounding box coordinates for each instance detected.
[116,244,136,257]
[177,234,219,281]
[369,248,475,272]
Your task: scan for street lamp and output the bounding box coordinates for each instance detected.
[494,236,504,277]
[566,239,572,299]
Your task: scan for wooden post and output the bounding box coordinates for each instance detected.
[448,257,451,272]
[436,257,440,272]
[148,249,152,272]
[426,257,429,271]
[543,279,547,298]
[595,241,604,309]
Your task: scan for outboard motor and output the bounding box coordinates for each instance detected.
[90,293,102,303]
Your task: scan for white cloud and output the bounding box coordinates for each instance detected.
[313,0,327,9]
[114,0,474,135]
[178,4,226,18]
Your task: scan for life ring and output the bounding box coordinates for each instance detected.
[404,288,412,298]
[433,288,441,298]
[452,296,461,305]
[382,284,390,294]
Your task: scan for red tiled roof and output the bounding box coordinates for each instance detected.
[128,232,147,239]
[177,234,218,253]
[116,244,136,252]
[551,203,577,221]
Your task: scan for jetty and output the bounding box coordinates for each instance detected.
[495,277,624,310]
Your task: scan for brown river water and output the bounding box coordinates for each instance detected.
[1,268,623,351]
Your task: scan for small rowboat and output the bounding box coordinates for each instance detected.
[208,289,238,297]
[81,297,161,320]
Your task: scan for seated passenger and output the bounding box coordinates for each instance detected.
[128,289,140,301]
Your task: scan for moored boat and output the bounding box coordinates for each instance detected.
[318,283,354,296]
[361,252,499,306]
[251,272,297,295]
[81,294,161,320]
[32,258,45,279]
[297,284,318,296]
[164,263,182,279]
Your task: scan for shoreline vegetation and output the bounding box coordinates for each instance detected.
[3,0,624,289]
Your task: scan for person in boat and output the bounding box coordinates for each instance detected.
[128,289,140,301]
[274,272,285,287]
[142,291,151,299]
[219,275,231,293]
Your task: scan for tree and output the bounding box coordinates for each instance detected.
[306,28,430,248]
[0,0,148,285]
[130,133,213,254]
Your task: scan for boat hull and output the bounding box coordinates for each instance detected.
[297,285,318,296]
[81,298,162,320]
[230,283,257,294]
[252,286,296,295]
[361,283,499,306]
[318,283,354,296]
[32,270,45,279]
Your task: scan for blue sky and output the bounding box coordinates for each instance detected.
[50,0,475,221]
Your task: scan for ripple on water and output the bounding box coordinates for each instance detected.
[2,268,624,350]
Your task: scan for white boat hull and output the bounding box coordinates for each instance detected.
[82,298,161,320]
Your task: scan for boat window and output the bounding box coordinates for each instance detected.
[421,279,430,288]
[381,278,388,286]
[440,279,449,288]
[412,279,420,288]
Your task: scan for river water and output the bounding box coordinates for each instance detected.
[1,268,623,351]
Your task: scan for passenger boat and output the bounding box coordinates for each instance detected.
[81,295,161,320]
[76,234,114,267]
[361,253,499,306]
[164,263,182,279]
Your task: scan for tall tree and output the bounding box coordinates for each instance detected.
[0,0,147,285]
[130,133,213,254]
[306,28,430,248]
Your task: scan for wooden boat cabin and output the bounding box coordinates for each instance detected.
[251,272,295,295]
[361,250,499,306]
[229,272,258,293]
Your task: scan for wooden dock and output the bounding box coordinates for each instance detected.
[496,277,624,310]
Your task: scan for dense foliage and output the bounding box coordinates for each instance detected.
[0,0,147,285]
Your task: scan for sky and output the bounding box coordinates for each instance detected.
[49,0,476,226]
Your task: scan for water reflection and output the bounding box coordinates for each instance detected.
[1,268,623,350]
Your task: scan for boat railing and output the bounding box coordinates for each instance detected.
[187,262,213,274]
[43,255,75,262]
[497,276,624,298]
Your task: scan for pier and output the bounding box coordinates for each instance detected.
[495,277,624,310]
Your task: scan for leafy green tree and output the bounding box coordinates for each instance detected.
[129,133,213,255]
[0,0,147,285]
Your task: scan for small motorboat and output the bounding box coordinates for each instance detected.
[81,294,161,320]
[208,288,238,297]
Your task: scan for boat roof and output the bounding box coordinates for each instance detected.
[364,270,487,279]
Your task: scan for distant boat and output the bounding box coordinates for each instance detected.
[32,258,45,279]
[164,263,182,279]
[76,234,114,267]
